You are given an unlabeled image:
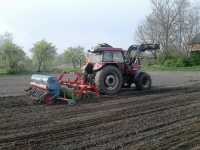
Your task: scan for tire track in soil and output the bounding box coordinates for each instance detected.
[6,103,200,150]
[60,103,200,150]
[0,96,199,138]
[0,86,200,150]
[123,121,200,150]
[0,85,199,109]
[0,88,187,126]
[0,90,200,137]
[0,86,199,124]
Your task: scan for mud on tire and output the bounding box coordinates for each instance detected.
[135,72,151,90]
[95,66,123,95]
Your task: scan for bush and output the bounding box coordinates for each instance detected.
[175,57,185,67]
[163,58,177,67]
[182,57,192,67]
[190,52,200,66]
[157,54,166,64]
[157,53,194,68]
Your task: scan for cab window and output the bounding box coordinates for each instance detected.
[103,51,113,62]
[103,51,124,62]
[113,52,124,62]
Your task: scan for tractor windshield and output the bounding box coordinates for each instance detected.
[87,52,103,63]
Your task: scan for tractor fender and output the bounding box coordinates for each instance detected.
[93,63,105,72]
[93,63,119,72]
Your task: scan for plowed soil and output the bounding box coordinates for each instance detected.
[0,72,200,150]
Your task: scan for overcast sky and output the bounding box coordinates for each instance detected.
[0,0,151,55]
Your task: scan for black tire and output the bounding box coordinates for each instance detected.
[135,72,151,90]
[95,66,123,95]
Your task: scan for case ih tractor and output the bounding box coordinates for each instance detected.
[26,43,159,104]
[83,43,159,95]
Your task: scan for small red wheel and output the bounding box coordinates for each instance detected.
[44,95,54,105]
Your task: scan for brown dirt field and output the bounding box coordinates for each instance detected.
[0,72,200,150]
[0,75,30,97]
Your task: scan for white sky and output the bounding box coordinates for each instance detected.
[0,0,151,55]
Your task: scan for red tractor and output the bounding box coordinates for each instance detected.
[83,43,159,95]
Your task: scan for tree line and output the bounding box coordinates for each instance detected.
[135,0,200,61]
[1,0,199,73]
[0,33,85,73]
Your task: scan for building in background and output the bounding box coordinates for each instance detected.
[190,33,200,53]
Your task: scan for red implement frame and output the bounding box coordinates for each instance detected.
[57,72,99,97]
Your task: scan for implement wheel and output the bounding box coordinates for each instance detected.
[43,94,54,105]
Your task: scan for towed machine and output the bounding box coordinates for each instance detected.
[26,43,159,105]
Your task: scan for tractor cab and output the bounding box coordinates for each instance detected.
[87,45,124,62]
[85,44,125,72]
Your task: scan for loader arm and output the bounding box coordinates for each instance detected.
[126,43,160,65]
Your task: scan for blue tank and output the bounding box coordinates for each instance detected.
[31,74,60,97]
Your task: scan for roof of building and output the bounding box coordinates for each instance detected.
[190,33,200,44]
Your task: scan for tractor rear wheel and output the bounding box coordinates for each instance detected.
[95,66,123,95]
[135,72,151,90]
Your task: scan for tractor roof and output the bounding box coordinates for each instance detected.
[91,43,123,53]
[94,47,123,52]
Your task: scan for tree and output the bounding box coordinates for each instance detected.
[135,0,200,58]
[0,32,13,67]
[136,0,180,56]
[135,13,162,44]
[54,54,65,66]
[0,40,26,72]
[31,40,56,72]
[152,0,181,55]
[64,46,85,68]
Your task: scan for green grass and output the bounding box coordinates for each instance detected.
[0,67,35,76]
[0,69,33,76]
[63,67,81,72]
[2,65,200,76]
[0,65,82,75]
[0,67,81,76]
[0,68,8,75]
[143,65,200,71]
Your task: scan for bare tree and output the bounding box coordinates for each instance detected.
[172,0,200,55]
[135,0,200,58]
[135,13,162,44]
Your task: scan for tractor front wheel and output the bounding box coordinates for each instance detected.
[135,72,151,90]
[95,66,123,95]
